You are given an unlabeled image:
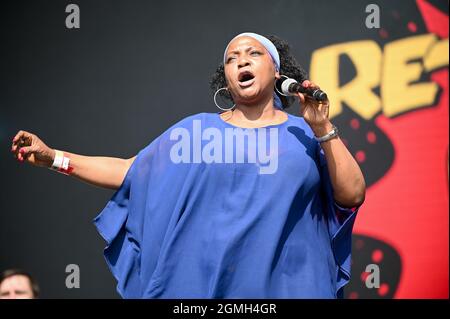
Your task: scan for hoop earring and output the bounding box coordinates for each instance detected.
[274,75,290,97]
[214,87,235,111]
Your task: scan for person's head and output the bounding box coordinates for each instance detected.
[210,33,308,110]
[0,269,39,299]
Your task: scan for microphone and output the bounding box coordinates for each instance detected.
[277,77,328,102]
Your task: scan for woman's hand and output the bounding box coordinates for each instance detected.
[11,130,55,168]
[297,80,333,137]
[296,81,366,207]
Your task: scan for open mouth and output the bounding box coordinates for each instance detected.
[238,71,255,87]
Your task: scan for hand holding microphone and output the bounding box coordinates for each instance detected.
[276,76,328,101]
[276,77,331,131]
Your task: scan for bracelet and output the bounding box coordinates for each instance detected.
[315,125,339,143]
[49,150,73,175]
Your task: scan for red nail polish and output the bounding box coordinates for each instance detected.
[19,148,24,154]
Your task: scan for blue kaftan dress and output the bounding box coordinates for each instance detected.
[94,112,359,299]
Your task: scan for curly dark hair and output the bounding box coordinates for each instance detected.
[209,35,308,109]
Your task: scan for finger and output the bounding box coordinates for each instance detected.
[304,95,317,103]
[300,102,311,117]
[296,92,305,103]
[306,93,328,105]
[301,80,311,87]
[321,101,330,118]
[11,136,26,151]
[311,100,330,118]
[19,145,37,158]
[12,131,23,143]
[12,143,21,158]
[17,145,37,162]
[12,130,26,143]
[14,149,24,162]
[306,81,320,90]
[12,142,24,156]
[12,130,32,145]
[303,96,320,108]
[12,139,25,154]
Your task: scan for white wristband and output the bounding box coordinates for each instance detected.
[51,150,64,170]
[50,150,72,175]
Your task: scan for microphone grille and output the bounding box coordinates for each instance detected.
[281,78,298,96]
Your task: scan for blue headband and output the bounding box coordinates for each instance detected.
[223,32,280,71]
[223,32,283,108]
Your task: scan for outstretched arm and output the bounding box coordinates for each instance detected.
[11,130,136,190]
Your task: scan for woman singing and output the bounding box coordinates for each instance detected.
[11,32,365,298]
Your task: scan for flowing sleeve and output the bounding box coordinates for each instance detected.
[93,136,161,298]
[92,114,203,298]
[317,144,360,299]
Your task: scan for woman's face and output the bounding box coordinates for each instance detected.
[224,36,280,106]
